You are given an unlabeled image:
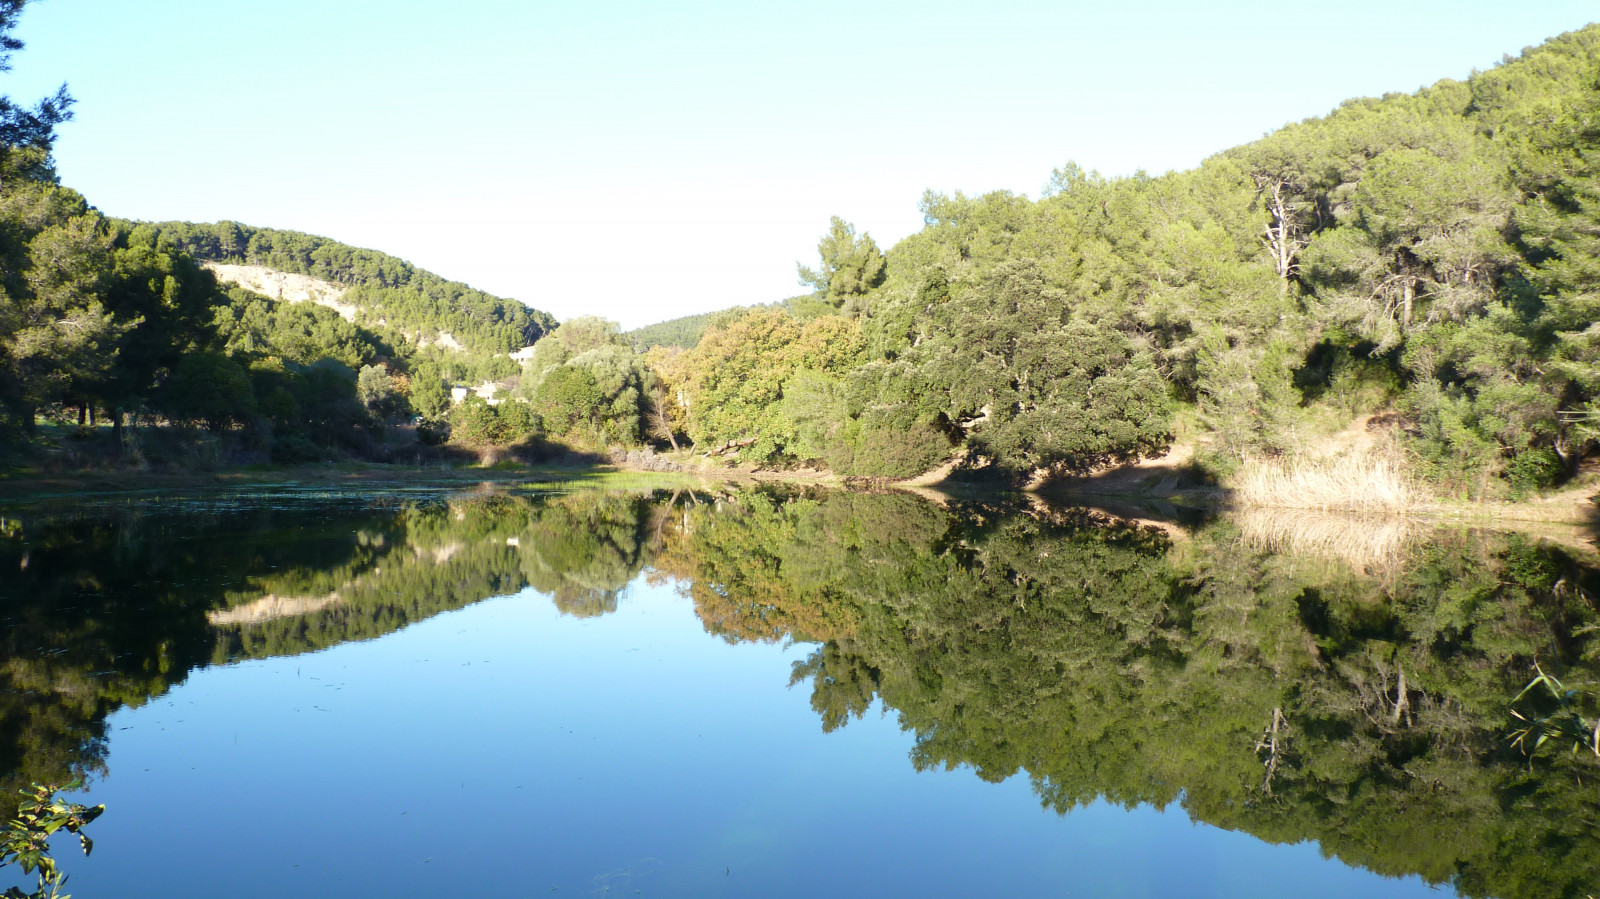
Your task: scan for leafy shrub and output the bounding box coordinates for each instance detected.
[416,416,450,446]
[357,364,409,421]
[269,432,327,464]
[1505,446,1563,497]
[844,408,952,478]
[156,351,256,433]
[448,397,540,445]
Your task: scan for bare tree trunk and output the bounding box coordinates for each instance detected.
[1256,177,1302,298]
[647,397,680,451]
[1272,183,1292,294]
[1401,280,1415,330]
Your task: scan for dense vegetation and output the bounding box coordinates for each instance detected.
[592,24,1600,492]
[0,160,557,463]
[623,295,835,351]
[0,2,562,466]
[2,485,1596,897]
[624,310,721,351]
[0,160,522,464]
[0,163,565,460]
[6,1,1599,892]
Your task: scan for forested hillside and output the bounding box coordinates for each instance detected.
[0,158,557,462]
[144,221,556,358]
[0,0,570,466]
[624,293,832,351]
[0,153,481,463]
[588,23,1600,494]
[625,311,722,351]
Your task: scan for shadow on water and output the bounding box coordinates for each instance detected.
[2,483,1599,898]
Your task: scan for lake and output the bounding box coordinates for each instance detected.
[1,481,1595,897]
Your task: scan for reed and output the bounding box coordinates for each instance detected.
[1233,445,1429,514]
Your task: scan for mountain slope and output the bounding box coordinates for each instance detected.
[626,310,723,351]
[137,221,558,358]
[627,295,837,351]
[622,22,1600,493]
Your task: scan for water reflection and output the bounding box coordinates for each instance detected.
[1,485,1597,898]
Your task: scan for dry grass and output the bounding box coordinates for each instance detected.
[1233,444,1431,514]
[1231,441,1439,576]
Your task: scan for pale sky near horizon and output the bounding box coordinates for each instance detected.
[7,1,1598,329]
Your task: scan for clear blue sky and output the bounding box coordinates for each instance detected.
[8,0,1597,328]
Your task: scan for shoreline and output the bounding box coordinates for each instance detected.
[0,462,662,504]
[4,455,1598,530]
[5,456,1597,573]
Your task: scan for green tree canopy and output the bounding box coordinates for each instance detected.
[797,216,888,310]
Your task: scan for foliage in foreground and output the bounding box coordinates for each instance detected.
[0,783,100,899]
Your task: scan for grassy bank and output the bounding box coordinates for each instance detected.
[1231,444,1600,527]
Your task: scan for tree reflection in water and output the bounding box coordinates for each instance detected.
[1,485,1597,899]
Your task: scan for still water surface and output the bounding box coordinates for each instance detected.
[1,483,1595,897]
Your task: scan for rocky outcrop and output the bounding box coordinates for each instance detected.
[205,263,359,321]
[207,263,534,357]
